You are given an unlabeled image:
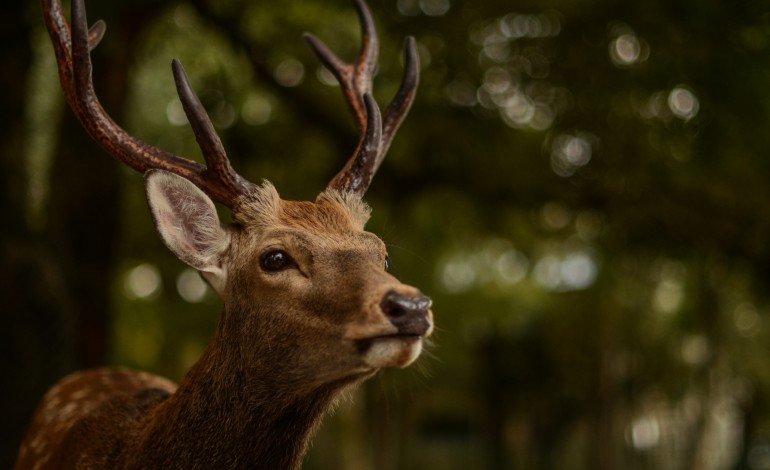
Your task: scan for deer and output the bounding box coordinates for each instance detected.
[16,0,432,468]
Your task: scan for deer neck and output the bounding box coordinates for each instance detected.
[127,304,360,470]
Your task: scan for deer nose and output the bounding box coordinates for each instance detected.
[380,291,432,336]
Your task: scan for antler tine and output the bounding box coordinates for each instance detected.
[171,59,252,198]
[87,20,105,50]
[328,94,383,192]
[303,0,377,132]
[305,0,419,195]
[377,36,419,172]
[42,0,253,208]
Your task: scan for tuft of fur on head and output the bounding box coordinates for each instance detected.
[315,189,371,230]
[232,180,282,228]
[233,181,372,232]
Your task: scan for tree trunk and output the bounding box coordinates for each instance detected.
[1,1,151,465]
[0,0,76,466]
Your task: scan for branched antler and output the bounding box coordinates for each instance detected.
[305,0,420,194]
[42,0,255,208]
[42,0,417,200]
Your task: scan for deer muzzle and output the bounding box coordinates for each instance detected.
[351,289,433,369]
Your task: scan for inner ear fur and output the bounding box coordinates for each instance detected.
[144,170,230,294]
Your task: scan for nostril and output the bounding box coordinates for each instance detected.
[380,291,432,336]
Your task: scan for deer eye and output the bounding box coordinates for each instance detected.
[384,255,392,271]
[260,250,294,272]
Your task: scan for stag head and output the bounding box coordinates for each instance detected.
[148,173,432,384]
[43,0,430,382]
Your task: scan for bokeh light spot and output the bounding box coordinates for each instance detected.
[419,0,450,17]
[241,94,273,126]
[123,263,162,300]
[668,86,699,121]
[177,269,209,303]
[274,58,305,87]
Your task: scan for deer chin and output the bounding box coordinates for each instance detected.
[358,335,424,369]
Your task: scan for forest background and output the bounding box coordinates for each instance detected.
[3,0,770,468]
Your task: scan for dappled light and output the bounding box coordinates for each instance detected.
[651,260,686,314]
[733,302,761,338]
[668,85,700,121]
[315,65,338,87]
[627,414,660,451]
[437,236,598,295]
[680,334,710,366]
[6,0,770,468]
[609,25,649,67]
[165,98,188,126]
[437,239,529,294]
[549,132,597,177]
[470,10,568,132]
[274,58,305,87]
[240,92,274,125]
[176,269,209,303]
[122,263,162,300]
[532,247,598,292]
[499,12,562,40]
[397,0,451,17]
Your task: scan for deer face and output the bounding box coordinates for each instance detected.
[47,0,426,395]
[146,171,432,383]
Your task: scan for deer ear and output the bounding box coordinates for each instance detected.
[144,170,230,296]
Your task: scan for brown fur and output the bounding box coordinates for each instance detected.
[32,0,427,464]
[15,184,432,470]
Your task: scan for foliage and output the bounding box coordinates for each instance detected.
[5,0,770,468]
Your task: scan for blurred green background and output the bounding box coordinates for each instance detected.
[4,0,770,468]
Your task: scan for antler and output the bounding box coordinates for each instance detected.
[42,0,255,208]
[304,0,420,194]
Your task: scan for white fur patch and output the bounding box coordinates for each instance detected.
[363,338,423,369]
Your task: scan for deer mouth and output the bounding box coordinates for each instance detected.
[347,291,433,368]
[389,333,422,340]
[355,334,425,369]
[365,333,422,346]
[355,333,419,350]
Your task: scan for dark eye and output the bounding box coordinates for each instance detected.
[260,250,294,272]
[384,255,392,271]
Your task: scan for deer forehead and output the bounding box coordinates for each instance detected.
[233,181,379,250]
